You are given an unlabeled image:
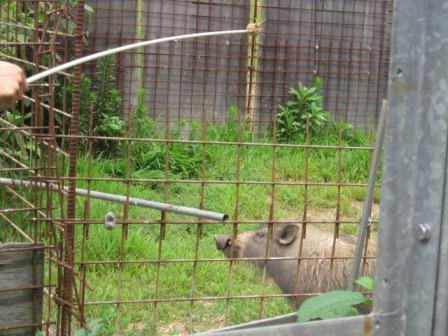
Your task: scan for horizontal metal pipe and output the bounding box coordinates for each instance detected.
[31,133,376,150]
[0,178,228,221]
[26,29,249,84]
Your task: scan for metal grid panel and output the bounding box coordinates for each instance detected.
[255,0,392,130]
[0,1,392,335]
[86,0,249,127]
[87,0,392,131]
[0,1,77,335]
[199,1,448,335]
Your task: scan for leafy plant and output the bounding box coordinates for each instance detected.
[297,277,375,322]
[34,319,102,336]
[78,75,93,132]
[130,141,202,179]
[205,105,250,142]
[95,115,126,137]
[73,319,102,336]
[0,110,37,161]
[76,55,125,156]
[276,77,330,142]
[222,105,249,141]
[118,90,204,179]
[1,2,93,58]
[94,55,119,121]
[133,88,155,138]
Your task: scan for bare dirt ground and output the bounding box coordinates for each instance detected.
[307,202,380,226]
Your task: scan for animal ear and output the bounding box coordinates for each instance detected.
[277,225,299,245]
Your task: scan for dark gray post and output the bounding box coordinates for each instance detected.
[373,0,448,335]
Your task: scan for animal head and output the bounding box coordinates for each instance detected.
[214,224,300,263]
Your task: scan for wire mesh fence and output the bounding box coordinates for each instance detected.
[0,0,390,335]
[0,1,77,334]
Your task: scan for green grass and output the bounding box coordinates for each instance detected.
[76,217,291,334]
[1,118,379,334]
[65,123,378,333]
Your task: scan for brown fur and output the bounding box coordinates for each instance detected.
[215,224,376,307]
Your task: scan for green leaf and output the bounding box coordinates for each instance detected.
[289,88,299,96]
[61,18,76,34]
[73,329,88,336]
[17,33,26,42]
[84,4,94,13]
[318,305,360,320]
[88,319,102,336]
[354,276,375,291]
[73,319,102,336]
[314,76,323,88]
[297,290,369,322]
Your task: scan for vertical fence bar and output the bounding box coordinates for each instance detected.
[349,99,387,290]
[61,1,85,334]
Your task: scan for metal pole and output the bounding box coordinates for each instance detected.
[0,178,228,222]
[348,99,387,290]
[26,29,255,84]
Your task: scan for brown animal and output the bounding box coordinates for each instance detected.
[214,224,376,307]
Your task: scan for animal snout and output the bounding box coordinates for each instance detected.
[214,235,231,251]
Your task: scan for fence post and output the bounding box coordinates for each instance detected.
[245,0,262,131]
[60,0,85,334]
[373,0,448,334]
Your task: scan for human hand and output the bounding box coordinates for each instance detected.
[0,61,27,108]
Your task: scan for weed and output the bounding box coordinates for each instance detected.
[0,110,34,161]
[276,77,330,142]
[133,88,155,138]
[220,105,250,142]
[73,319,102,336]
[91,55,125,155]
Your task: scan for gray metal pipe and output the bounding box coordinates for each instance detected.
[348,99,388,290]
[0,177,228,222]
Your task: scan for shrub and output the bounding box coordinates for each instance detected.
[76,55,125,156]
[276,77,330,142]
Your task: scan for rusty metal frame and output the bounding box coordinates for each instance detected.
[196,0,448,335]
[1,0,393,335]
[1,1,77,335]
